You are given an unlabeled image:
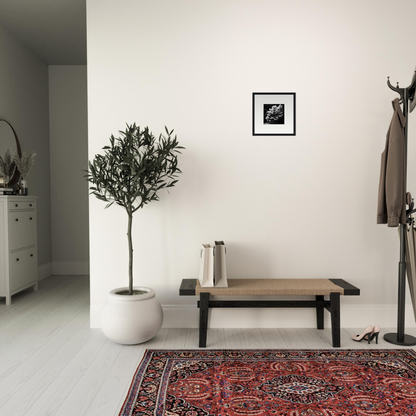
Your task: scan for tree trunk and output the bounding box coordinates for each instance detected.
[127,209,133,295]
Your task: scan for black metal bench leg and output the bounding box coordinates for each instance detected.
[330,292,340,348]
[199,293,210,347]
[316,295,324,330]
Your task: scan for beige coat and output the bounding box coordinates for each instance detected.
[377,98,406,227]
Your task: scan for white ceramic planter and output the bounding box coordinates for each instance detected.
[101,286,163,345]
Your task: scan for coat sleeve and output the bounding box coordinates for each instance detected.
[384,120,405,227]
[377,147,388,224]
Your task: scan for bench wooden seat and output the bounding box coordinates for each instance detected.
[179,278,360,348]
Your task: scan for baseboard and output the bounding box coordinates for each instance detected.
[52,261,90,276]
[37,261,89,279]
[38,262,53,281]
[160,304,416,329]
[90,303,416,329]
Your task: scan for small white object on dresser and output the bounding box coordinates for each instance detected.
[0,196,38,305]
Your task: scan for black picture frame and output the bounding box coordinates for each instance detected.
[252,92,296,136]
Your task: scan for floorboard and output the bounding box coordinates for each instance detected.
[242,328,267,349]
[224,328,247,349]
[278,328,308,349]
[0,275,413,416]
[260,328,287,349]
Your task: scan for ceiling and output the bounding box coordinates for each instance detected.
[0,0,86,65]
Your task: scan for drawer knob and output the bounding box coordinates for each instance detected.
[16,258,19,261]
[30,254,33,257]
[15,219,18,222]
[15,204,18,207]
[29,204,32,207]
[30,217,33,220]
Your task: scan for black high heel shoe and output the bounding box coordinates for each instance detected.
[352,325,373,343]
[364,325,380,344]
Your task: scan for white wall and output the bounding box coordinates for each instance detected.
[0,23,52,276]
[87,0,416,328]
[49,66,89,275]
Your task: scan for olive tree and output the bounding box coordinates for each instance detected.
[86,124,184,295]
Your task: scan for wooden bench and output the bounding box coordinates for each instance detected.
[179,278,360,348]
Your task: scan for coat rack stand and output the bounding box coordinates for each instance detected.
[384,71,416,346]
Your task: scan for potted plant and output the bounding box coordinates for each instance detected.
[86,123,184,344]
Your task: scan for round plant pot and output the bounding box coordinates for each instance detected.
[101,287,163,345]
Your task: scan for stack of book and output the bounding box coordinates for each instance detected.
[198,241,228,288]
[0,188,14,195]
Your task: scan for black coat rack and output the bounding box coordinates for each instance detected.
[384,70,416,346]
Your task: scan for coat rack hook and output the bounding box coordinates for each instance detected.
[387,76,400,93]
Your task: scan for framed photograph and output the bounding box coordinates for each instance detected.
[252,92,296,136]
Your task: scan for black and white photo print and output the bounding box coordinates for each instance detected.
[263,104,285,124]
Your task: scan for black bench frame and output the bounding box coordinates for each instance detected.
[179,278,360,348]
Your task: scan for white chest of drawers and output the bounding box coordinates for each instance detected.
[0,196,38,305]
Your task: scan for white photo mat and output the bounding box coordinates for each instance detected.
[252,92,296,136]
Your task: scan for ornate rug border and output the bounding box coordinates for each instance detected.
[119,348,416,416]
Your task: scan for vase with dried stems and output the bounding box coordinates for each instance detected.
[0,149,16,190]
[13,151,36,195]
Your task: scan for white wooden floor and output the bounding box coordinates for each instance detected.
[0,275,415,416]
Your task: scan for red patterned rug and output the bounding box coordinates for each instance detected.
[119,349,416,416]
